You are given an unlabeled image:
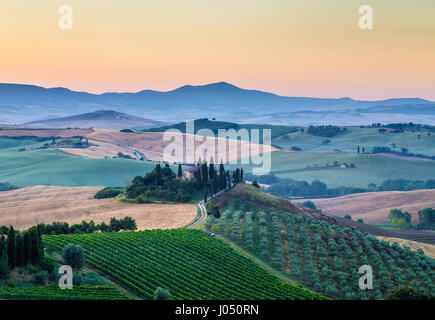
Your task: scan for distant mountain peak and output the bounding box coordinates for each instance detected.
[172,81,241,93]
[25,109,166,130]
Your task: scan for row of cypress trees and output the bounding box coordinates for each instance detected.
[176,161,245,204]
[0,226,44,279]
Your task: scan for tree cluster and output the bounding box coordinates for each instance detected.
[34,217,137,235]
[0,226,43,279]
[388,209,412,229]
[307,125,346,137]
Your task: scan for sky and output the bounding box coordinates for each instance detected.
[0,0,434,100]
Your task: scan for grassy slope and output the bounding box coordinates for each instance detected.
[272,127,435,156]
[0,137,156,187]
[264,151,435,188]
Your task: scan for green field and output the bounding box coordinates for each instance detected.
[206,190,435,300]
[0,137,158,187]
[227,126,435,189]
[272,127,435,156]
[0,284,129,300]
[265,151,435,188]
[43,229,325,300]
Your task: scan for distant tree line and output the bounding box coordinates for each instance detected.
[370,179,435,192]
[360,122,435,132]
[307,125,347,137]
[33,217,137,235]
[246,174,435,198]
[372,146,435,160]
[0,182,18,192]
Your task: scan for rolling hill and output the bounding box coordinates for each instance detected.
[25,110,165,130]
[0,137,159,187]
[0,185,197,231]
[304,189,435,225]
[1,82,434,125]
[205,184,435,299]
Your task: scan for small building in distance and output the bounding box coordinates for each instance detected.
[183,165,201,180]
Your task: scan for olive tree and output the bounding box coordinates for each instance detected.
[62,244,85,270]
[153,287,172,300]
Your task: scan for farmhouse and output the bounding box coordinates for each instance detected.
[183,165,201,180]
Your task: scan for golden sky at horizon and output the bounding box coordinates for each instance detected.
[0,0,434,100]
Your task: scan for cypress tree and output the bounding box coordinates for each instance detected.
[23,231,32,265]
[23,232,32,266]
[16,234,24,267]
[209,162,215,180]
[219,163,225,190]
[226,170,231,188]
[240,168,244,182]
[213,173,219,195]
[155,164,162,186]
[201,163,208,184]
[0,236,9,279]
[30,229,43,265]
[7,226,16,269]
[177,164,182,178]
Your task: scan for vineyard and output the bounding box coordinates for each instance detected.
[205,196,435,299]
[43,229,325,300]
[0,285,129,300]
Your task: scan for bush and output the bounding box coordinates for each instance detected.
[386,286,433,300]
[252,181,261,188]
[73,272,83,286]
[62,244,85,270]
[300,201,318,211]
[33,271,49,285]
[94,187,124,199]
[206,203,221,218]
[40,257,57,274]
[153,287,171,300]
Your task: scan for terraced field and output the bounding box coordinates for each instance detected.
[43,229,325,300]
